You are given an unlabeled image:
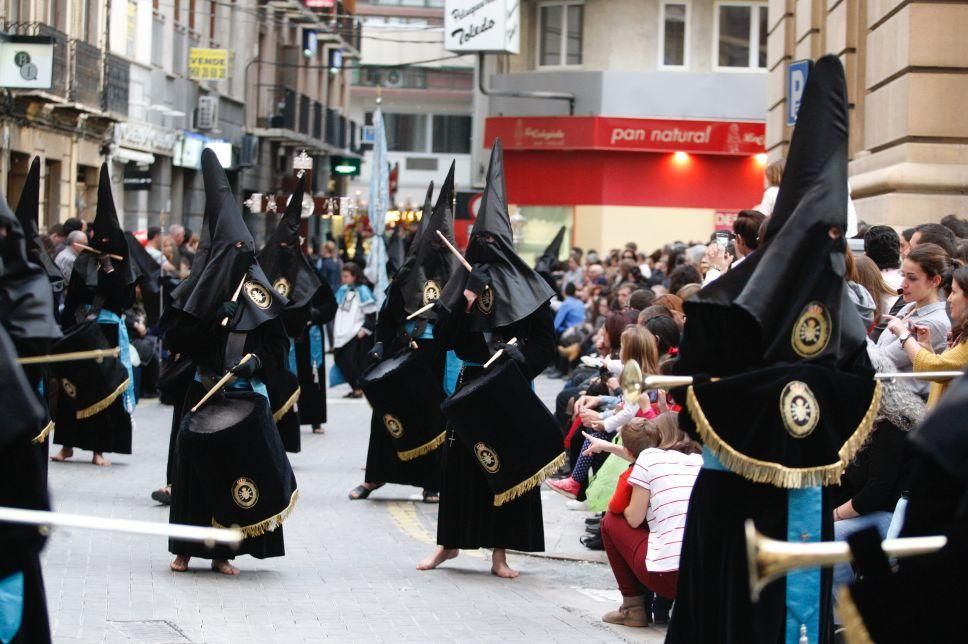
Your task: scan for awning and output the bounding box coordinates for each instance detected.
[113,147,156,166]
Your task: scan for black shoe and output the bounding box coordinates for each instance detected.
[150,489,172,505]
[585,524,601,536]
[580,533,604,550]
[584,514,603,525]
[652,596,673,624]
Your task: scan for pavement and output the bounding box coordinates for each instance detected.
[41,361,665,643]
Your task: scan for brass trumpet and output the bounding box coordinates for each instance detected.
[744,519,947,601]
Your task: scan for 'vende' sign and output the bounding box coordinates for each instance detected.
[188,48,228,80]
[444,0,520,54]
[486,116,766,155]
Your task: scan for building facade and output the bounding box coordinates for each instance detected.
[348,0,474,210]
[765,0,968,226]
[475,0,770,259]
[1,0,362,245]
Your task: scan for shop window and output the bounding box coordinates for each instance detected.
[538,2,583,67]
[715,2,767,70]
[660,2,688,68]
[383,113,428,152]
[432,115,472,154]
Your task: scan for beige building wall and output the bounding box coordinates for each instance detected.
[766,0,968,226]
[574,205,716,252]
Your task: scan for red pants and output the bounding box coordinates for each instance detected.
[600,512,678,599]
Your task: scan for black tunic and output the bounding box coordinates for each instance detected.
[433,302,555,551]
[54,270,135,454]
[363,284,445,491]
[165,310,291,560]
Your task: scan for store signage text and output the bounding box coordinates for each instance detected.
[488,116,766,156]
[115,122,177,155]
[444,0,519,54]
[188,48,228,80]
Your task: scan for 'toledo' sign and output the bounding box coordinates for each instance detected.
[444,0,520,54]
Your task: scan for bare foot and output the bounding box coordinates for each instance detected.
[170,555,190,572]
[312,426,325,434]
[211,559,240,575]
[92,453,111,467]
[51,447,73,462]
[491,550,519,579]
[416,547,458,571]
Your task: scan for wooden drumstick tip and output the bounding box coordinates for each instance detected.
[190,354,254,413]
[220,275,249,327]
[435,230,473,272]
[405,302,435,320]
[484,337,518,369]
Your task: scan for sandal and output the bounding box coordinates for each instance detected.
[422,490,440,504]
[348,482,384,500]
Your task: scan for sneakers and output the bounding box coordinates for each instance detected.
[545,477,581,499]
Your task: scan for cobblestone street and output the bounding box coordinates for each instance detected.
[41,374,664,643]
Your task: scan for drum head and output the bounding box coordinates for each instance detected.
[189,396,258,434]
[361,350,411,383]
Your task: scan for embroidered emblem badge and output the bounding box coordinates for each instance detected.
[272,277,291,298]
[62,379,77,399]
[791,302,831,358]
[477,285,494,315]
[422,280,441,306]
[245,281,273,310]
[383,414,404,439]
[232,477,259,509]
[474,442,501,473]
[780,380,820,439]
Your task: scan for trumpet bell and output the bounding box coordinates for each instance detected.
[619,360,644,405]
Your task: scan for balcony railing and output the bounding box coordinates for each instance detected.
[326,108,347,149]
[104,54,130,116]
[34,24,69,99]
[70,39,102,107]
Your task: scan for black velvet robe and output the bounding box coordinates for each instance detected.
[165,310,291,559]
[433,301,555,551]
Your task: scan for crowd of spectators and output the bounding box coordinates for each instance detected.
[537,199,968,628]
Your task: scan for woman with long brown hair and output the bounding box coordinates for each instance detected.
[547,327,659,499]
[889,264,968,407]
[854,254,898,330]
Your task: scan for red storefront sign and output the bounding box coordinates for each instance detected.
[714,210,740,231]
[485,116,766,156]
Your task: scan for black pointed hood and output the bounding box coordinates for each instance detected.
[14,158,64,293]
[171,149,285,330]
[257,172,322,314]
[676,56,870,377]
[392,163,461,320]
[0,193,61,342]
[440,140,554,329]
[535,226,565,277]
[124,230,162,324]
[64,165,142,316]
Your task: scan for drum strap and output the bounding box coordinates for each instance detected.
[224,332,247,371]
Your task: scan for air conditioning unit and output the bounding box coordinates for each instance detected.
[195,96,219,130]
[382,69,404,88]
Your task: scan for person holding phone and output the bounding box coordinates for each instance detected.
[887,264,968,407]
[867,243,951,399]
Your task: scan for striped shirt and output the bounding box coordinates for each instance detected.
[628,448,702,572]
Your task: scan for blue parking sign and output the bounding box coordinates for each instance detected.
[787,60,811,126]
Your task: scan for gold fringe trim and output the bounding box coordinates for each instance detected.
[76,378,130,420]
[31,420,54,444]
[493,452,567,507]
[836,587,874,644]
[272,387,301,423]
[212,489,299,539]
[397,431,446,462]
[685,381,882,489]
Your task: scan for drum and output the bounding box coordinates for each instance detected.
[360,348,447,461]
[441,360,565,507]
[177,391,298,537]
[50,320,127,419]
[266,368,301,453]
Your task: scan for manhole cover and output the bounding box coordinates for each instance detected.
[109,620,190,643]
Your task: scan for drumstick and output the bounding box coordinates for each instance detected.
[190,354,253,413]
[0,506,242,545]
[77,244,124,261]
[18,348,120,365]
[220,275,248,327]
[484,337,517,369]
[406,302,435,320]
[436,230,473,272]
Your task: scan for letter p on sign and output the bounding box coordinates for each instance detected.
[787,59,810,126]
